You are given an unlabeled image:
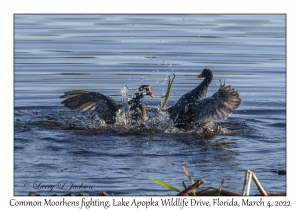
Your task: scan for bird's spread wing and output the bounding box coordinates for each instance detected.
[60,90,121,124]
[188,82,241,124]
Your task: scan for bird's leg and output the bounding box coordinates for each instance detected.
[161,74,176,111]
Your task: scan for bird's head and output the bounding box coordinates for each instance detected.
[138,85,154,98]
[197,68,213,79]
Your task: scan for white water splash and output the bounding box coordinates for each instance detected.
[120,85,129,112]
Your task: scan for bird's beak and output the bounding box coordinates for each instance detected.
[148,86,154,98]
[197,73,203,78]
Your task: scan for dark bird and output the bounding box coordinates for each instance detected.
[60,85,154,124]
[163,69,241,128]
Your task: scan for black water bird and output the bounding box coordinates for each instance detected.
[60,85,154,124]
[163,69,241,128]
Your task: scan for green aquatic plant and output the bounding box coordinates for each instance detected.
[149,166,199,195]
[161,74,176,112]
[149,178,181,193]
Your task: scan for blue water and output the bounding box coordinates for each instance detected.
[14,14,286,196]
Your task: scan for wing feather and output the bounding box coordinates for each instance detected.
[60,90,120,124]
[188,84,241,124]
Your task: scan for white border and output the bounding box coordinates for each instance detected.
[2,0,297,208]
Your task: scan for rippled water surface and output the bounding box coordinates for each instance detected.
[14,14,286,196]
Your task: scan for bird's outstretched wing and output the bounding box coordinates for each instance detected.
[188,81,241,124]
[60,90,121,124]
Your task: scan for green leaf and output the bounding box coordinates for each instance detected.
[149,178,181,192]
